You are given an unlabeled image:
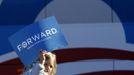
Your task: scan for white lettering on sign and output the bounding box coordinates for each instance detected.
[17,28,58,52]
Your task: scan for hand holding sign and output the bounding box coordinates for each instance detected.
[9,16,68,67]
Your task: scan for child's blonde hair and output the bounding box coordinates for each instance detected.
[45,52,57,75]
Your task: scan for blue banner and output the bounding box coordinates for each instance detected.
[8,16,68,67]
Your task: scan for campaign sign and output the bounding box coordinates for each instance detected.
[8,16,68,67]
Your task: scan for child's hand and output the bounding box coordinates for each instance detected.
[39,50,47,65]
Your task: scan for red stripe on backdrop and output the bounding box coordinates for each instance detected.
[53,48,134,64]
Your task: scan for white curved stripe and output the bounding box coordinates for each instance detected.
[61,23,127,49]
[124,43,134,52]
[57,59,113,75]
[56,59,134,75]
[0,51,18,63]
[114,60,134,70]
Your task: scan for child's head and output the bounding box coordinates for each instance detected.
[45,52,57,75]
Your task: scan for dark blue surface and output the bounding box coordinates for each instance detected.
[122,23,134,44]
[0,0,52,25]
[0,25,25,55]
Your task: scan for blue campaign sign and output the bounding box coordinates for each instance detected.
[8,16,68,67]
